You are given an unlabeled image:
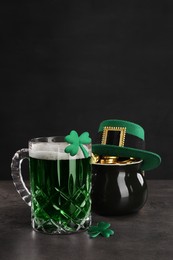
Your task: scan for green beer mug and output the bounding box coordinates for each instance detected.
[11,135,92,234]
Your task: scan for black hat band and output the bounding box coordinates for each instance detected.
[97,131,145,150]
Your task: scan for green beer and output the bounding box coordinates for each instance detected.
[29,143,91,234]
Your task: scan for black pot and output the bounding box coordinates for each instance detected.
[92,161,148,216]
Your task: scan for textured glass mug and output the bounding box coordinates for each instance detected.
[11,136,92,234]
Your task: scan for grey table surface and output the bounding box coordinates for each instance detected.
[0,180,173,260]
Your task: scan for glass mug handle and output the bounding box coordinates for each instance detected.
[11,148,31,206]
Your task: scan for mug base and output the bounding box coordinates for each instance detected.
[31,215,91,235]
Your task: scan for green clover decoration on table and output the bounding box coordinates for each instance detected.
[64,130,91,158]
[88,221,114,238]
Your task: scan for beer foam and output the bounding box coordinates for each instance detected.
[29,143,88,160]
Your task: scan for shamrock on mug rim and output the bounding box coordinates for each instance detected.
[64,130,91,158]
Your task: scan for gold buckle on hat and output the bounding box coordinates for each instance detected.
[101,126,126,147]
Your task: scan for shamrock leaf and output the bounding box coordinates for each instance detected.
[64,130,80,156]
[79,132,91,144]
[88,221,114,239]
[101,229,114,238]
[64,130,91,158]
[97,221,110,231]
[65,130,79,144]
[65,144,79,156]
[89,231,101,238]
[88,225,100,233]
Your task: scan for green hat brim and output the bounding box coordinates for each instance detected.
[92,144,161,171]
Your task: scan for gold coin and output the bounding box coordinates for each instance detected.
[91,153,100,163]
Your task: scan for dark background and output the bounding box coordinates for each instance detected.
[1,0,172,180]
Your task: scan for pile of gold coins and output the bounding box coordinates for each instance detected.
[91,154,140,165]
